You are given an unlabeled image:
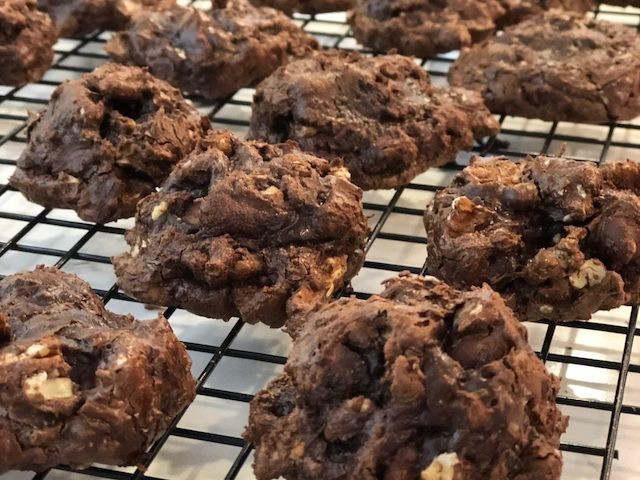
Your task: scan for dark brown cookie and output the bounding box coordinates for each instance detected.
[36,0,176,37]
[245,273,567,480]
[349,0,506,57]
[10,63,208,224]
[0,0,57,87]
[449,11,640,123]
[350,0,596,57]
[112,130,368,328]
[250,0,352,14]
[0,266,196,473]
[105,0,318,100]
[497,0,593,25]
[424,155,640,322]
[249,50,500,190]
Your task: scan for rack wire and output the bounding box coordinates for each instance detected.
[0,1,639,479]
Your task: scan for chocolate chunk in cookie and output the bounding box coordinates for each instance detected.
[105,0,318,100]
[112,130,368,328]
[245,273,567,480]
[250,0,352,14]
[10,63,208,224]
[349,0,505,57]
[0,266,196,473]
[448,12,640,123]
[424,155,640,322]
[37,0,176,37]
[249,50,500,190]
[0,0,57,87]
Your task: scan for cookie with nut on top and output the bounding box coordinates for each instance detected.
[112,130,368,328]
[424,154,640,322]
[0,267,195,474]
[245,274,567,480]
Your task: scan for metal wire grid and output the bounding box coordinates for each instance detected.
[0,2,639,480]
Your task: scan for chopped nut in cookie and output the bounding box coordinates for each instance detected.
[421,453,460,480]
[569,259,607,290]
[151,201,169,221]
[24,373,74,400]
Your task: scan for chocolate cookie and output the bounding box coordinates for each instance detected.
[448,12,640,123]
[349,0,506,57]
[0,266,196,473]
[0,0,57,87]
[497,0,593,25]
[10,63,208,224]
[249,50,500,190]
[105,0,318,100]
[249,0,352,14]
[424,155,640,322]
[36,0,176,37]
[245,273,567,480]
[350,0,596,56]
[112,130,368,328]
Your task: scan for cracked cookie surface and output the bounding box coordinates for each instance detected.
[245,274,567,480]
[36,0,176,37]
[424,155,640,322]
[0,0,57,87]
[105,0,318,100]
[112,130,368,328]
[448,11,640,123]
[10,63,208,224]
[249,50,500,190]
[0,267,195,473]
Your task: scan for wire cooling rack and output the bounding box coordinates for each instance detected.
[1,2,639,480]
